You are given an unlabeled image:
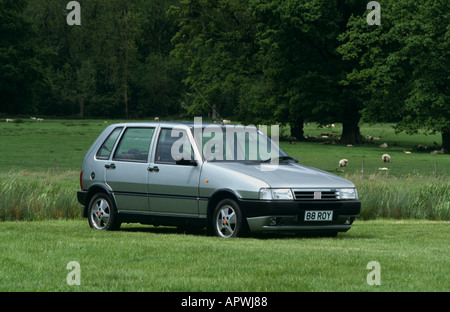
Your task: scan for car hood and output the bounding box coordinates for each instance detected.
[207,161,356,189]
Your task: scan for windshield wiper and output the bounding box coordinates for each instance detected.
[261,156,296,163]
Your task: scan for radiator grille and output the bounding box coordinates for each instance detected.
[293,190,338,200]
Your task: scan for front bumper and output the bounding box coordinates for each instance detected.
[238,199,361,233]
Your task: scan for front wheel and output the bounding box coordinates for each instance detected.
[212,199,247,238]
[88,193,121,230]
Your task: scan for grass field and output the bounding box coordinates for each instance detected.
[0,119,449,176]
[0,119,448,293]
[0,119,448,221]
[0,219,448,292]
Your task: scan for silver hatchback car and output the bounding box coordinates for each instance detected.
[77,121,360,237]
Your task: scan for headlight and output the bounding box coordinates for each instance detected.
[259,188,293,200]
[338,188,358,200]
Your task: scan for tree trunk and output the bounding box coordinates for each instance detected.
[124,82,128,119]
[340,121,363,145]
[290,116,305,141]
[78,97,84,117]
[212,104,217,120]
[442,131,450,153]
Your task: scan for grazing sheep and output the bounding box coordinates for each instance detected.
[379,142,388,148]
[6,119,14,123]
[37,118,44,122]
[416,144,431,152]
[431,148,445,154]
[222,119,231,124]
[403,150,412,154]
[382,154,391,163]
[339,159,348,167]
[154,117,160,122]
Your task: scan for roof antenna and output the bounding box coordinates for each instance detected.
[194,87,224,124]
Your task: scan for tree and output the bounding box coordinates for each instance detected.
[169,0,258,120]
[250,0,366,141]
[26,0,98,117]
[133,0,185,118]
[170,0,368,144]
[338,0,450,150]
[0,0,44,115]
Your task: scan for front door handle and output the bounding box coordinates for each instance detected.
[105,163,116,169]
[147,166,159,172]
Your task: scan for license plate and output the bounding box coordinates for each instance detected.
[304,211,333,221]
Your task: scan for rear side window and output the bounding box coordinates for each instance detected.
[155,128,194,164]
[113,128,155,162]
[96,127,123,160]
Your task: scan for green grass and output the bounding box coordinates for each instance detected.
[0,119,448,221]
[0,220,448,292]
[353,174,449,220]
[280,123,449,178]
[0,171,80,221]
[1,120,448,294]
[0,119,449,176]
[1,171,448,221]
[0,119,110,172]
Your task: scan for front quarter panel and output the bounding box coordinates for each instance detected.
[199,162,269,200]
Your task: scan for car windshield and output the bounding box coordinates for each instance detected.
[191,125,289,162]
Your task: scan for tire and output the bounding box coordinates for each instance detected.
[212,198,246,238]
[87,193,121,230]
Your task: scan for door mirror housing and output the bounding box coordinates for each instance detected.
[176,158,198,166]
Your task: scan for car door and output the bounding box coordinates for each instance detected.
[147,127,201,216]
[105,127,155,212]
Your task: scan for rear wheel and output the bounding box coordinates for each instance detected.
[88,193,121,230]
[212,199,246,238]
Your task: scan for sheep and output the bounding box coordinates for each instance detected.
[6,119,14,123]
[284,136,297,144]
[222,119,231,124]
[339,159,348,167]
[37,118,44,122]
[379,142,388,148]
[382,154,391,163]
[431,148,445,154]
[154,117,160,122]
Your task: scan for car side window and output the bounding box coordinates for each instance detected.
[113,128,154,162]
[155,128,194,164]
[96,127,123,160]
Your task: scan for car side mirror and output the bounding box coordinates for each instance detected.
[176,158,198,166]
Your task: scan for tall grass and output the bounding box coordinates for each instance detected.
[0,170,80,221]
[347,173,450,221]
[0,170,448,222]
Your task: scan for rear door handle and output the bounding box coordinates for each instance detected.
[147,166,159,172]
[105,163,116,169]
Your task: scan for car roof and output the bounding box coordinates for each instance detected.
[108,121,257,129]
